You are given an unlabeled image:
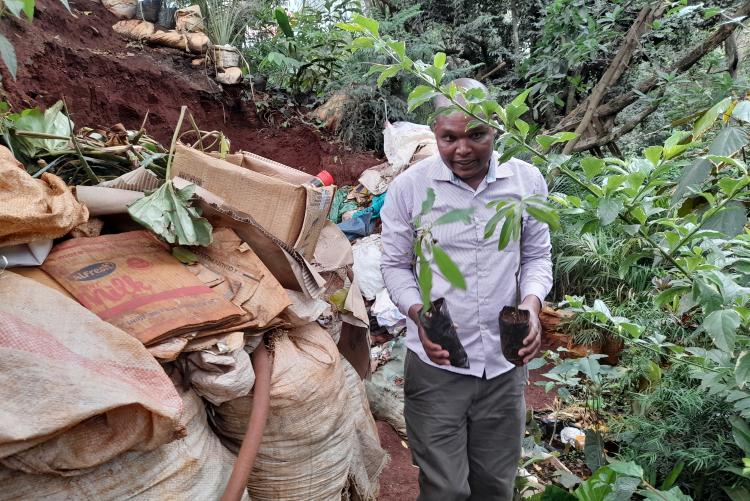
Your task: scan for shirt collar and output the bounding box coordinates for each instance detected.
[428,152,514,183]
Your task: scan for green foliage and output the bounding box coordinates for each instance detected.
[198,0,250,46]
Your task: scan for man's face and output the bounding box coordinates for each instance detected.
[433,112,495,185]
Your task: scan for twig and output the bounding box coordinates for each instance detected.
[166,106,188,180]
[130,110,150,145]
[62,98,99,185]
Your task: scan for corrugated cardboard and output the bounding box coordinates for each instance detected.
[41,231,245,345]
[171,145,334,258]
[172,177,326,298]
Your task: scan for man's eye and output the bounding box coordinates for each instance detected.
[470,132,485,140]
[442,136,454,142]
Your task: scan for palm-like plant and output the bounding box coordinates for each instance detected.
[199,0,252,46]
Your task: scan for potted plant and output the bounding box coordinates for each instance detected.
[200,0,249,69]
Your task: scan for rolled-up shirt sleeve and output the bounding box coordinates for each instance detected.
[520,173,553,305]
[380,179,423,316]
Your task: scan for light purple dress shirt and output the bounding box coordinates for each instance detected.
[380,152,553,379]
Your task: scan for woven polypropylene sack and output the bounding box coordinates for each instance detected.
[0,272,183,475]
[0,146,88,247]
[0,384,248,501]
[211,324,353,500]
[341,357,389,501]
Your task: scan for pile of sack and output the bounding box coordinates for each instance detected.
[0,127,387,498]
[104,0,244,86]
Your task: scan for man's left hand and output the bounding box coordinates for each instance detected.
[517,296,542,364]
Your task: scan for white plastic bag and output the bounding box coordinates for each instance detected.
[352,234,385,301]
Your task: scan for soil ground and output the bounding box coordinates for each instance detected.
[0,0,381,184]
[2,5,563,498]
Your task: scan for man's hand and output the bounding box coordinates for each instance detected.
[408,304,450,366]
[517,296,542,364]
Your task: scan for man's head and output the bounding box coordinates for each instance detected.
[432,78,495,188]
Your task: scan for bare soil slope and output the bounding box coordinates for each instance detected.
[0,0,380,183]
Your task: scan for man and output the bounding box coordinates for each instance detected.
[380,78,552,500]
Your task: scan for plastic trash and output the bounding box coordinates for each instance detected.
[352,234,385,300]
[371,288,406,332]
[560,426,586,450]
[351,192,386,221]
[339,213,376,241]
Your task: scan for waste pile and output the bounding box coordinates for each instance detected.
[0,103,389,499]
[104,0,244,85]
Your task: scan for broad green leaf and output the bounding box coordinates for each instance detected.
[583,430,606,474]
[526,205,560,230]
[483,208,507,239]
[644,146,663,166]
[704,202,747,238]
[731,416,750,455]
[737,351,750,389]
[708,127,749,157]
[663,131,692,159]
[671,158,712,204]
[597,197,622,225]
[703,309,740,352]
[353,15,379,36]
[581,156,604,179]
[418,253,433,308]
[351,37,374,50]
[387,40,406,58]
[433,52,446,68]
[536,131,577,151]
[377,64,401,87]
[732,101,750,123]
[274,7,294,38]
[641,487,693,501]
[497,214,515,251]
[337,22,362,32]
[609,461,644,479]
[433,245,466,289]
[511,88,531,108]
[693,97,732,140]
[655,286,690,308]
[724,485,750,501]
[408,85,440,112]
[12,101,73,156]
[660,462,685,490]
[576,464,615,501]
[3,0,32,18]
[608,475,641,501]
[529,485,577,501]
[0,33,17,80]
[434,208,474,226]
[420,188,436,216]
[527,357,547,370]
[515,119,530,140]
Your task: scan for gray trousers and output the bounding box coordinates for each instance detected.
[404,350,526,501]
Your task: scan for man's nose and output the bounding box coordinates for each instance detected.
[455,139,472,156]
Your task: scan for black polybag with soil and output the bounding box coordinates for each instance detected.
[418,298,470,368]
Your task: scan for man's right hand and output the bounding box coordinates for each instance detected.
[408,304,450,366]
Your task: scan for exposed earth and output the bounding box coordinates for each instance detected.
[1,4,560,498]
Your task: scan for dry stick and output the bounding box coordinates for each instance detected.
[221,342,272,501]
[562,5,664,154]
[165,106,188,180]
[557,0,750,136]
[130,110,150,145]
[62,98,99,185]
[478,60,507,81]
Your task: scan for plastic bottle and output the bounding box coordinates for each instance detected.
[307,170,334,188]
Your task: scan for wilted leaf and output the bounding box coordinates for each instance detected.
[12,100,73,156]
[128,181,213,246]
[172,246,199,264]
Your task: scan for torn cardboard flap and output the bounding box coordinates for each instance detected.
[173,177,325,298]
[313,221,353,273]
[171,145,333,258]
